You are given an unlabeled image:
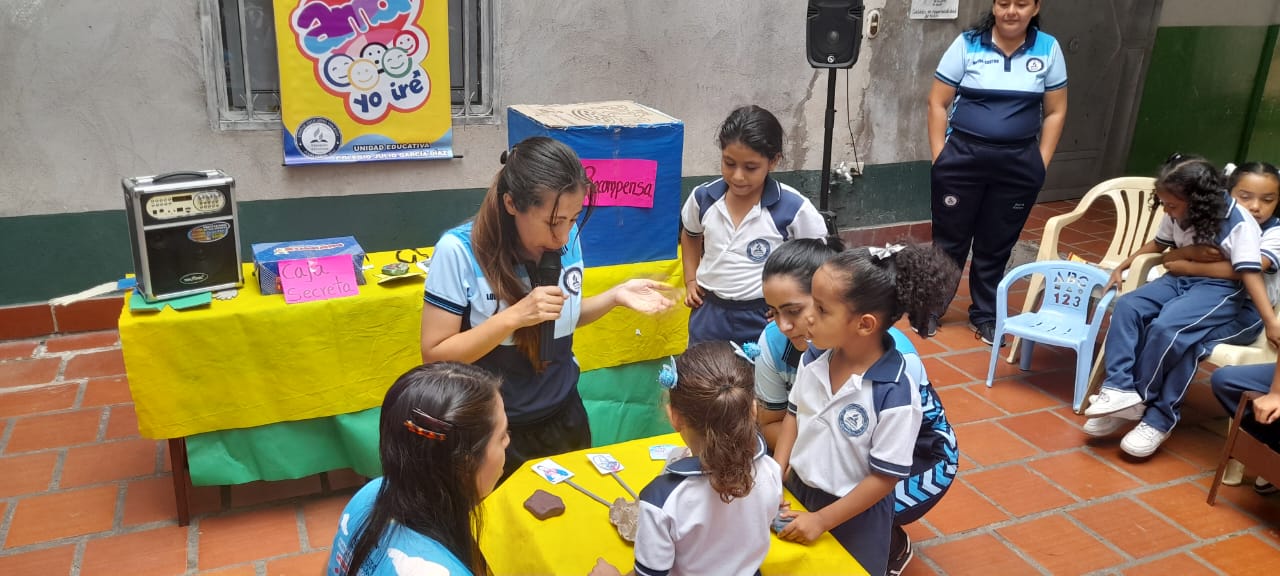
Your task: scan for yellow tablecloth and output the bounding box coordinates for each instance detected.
[479,433,866,576]
[118,249,689,439]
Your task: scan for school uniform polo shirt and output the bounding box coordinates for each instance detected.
[787,335,923,496]
[681,177,826,301]
[934,27,1067,143]
[423,222,584,425]
[633,435,782,576]
[755,325,918,413]
[1259,218,1280,303]
[1154,196,1263,273]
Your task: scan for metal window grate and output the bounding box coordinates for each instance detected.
[201,0,494,131]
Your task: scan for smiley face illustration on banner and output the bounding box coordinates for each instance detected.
[276,0,452,164]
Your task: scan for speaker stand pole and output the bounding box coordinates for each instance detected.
[818,67,839,226]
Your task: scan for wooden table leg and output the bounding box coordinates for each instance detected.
[168,438,192,526]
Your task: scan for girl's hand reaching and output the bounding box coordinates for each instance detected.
[1266,318,1280,350]
[777,510,826,544]
[615,279,675,314]
[588,558,624,576]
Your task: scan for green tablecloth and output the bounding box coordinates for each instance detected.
[187,359,674,485]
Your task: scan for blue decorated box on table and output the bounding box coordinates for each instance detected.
[251,237,366,295]
[508,101,684,267]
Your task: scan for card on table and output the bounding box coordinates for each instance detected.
[648,444,679,460]
[531,458,574,484]
[586,453,624,474]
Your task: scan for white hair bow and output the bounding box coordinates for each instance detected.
[868,243,906,261]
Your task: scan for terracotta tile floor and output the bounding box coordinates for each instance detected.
[1,200,1278,575]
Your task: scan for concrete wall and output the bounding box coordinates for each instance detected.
[0,0,959,218]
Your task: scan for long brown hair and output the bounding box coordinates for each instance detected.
[470,137,594,367]
[670,342,758,503]
[343,363,502,576]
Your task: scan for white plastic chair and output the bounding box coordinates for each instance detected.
[987,261,1117,413]
[1007,177,1160,366]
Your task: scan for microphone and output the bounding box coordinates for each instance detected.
[536,251,562,364]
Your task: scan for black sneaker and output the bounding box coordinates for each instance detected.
[972,322,1006,347]
[887,524,913,576]
[1256,477,1278,496]
[914,315,939,338]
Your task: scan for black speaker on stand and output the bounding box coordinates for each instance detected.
[806,0,864,229]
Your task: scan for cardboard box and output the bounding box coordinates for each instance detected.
[508,101,684,267]
[252,237,366,295]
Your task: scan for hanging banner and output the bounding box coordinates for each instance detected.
[274,0,453,165]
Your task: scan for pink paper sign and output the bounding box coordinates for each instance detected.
[279,255,360,304]
[581,158,657,208]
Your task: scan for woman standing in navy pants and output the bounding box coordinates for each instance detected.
[926,0,1068,345]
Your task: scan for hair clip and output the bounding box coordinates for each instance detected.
[731,341,761,364]
[1224,162,1237,177]
[869,243,905,261]
[658,356,678,390]
[404,408,454,441]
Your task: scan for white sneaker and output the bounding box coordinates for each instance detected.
[1084,388,1144,417]
[1120,422,1170,458]
[1082,403,1145,437]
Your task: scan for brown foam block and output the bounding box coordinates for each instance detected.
[523,489,566,520]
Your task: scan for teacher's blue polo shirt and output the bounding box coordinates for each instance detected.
[934,27,1067,143]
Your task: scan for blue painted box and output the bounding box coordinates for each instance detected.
[508,101,684,267]
[251,236,366,295]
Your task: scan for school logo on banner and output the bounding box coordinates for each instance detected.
[276,0,453,165]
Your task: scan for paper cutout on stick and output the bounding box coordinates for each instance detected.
[279,255,360,304]
[581,159,657,208]
[531,458,574,484]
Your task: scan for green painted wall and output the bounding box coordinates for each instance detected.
[0,162,930,307]
[1127,26,1271,174]
[1128,25,1280,174]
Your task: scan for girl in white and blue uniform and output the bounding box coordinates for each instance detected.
[756,238,957,574]
[927,0,1068,344]
[591,342,783,576]
[1086,157,1278,459]
[1193,163,1280,355]
[421,137,673,479]
[681,105,827,347]
[327,363,509,576]
[772,244,960,576]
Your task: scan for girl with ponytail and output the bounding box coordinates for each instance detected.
[421,136,673,480]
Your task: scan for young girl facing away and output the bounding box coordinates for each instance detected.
[772,245,958,575]
[681,105,828,347]
[327,362,508,576]
[591,342,784,576]
[756,238,960,574]
[1085,155,1279,458]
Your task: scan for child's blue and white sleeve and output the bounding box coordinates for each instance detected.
[933,35,967,88]
[1260,225,1280,273]
[868,377,923,479]
[755,329,789,412]
[634,484,678,576]
[1221,204,1263,273]
[423,233,472,316]
[1154,215,1179,248]
[680,187,705,237]
[788,198,829,240]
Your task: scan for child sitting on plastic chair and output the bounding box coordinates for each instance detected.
[1085,155,1280,458]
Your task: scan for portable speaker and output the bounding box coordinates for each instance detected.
[122,170,243,302]
[807,0,864,68]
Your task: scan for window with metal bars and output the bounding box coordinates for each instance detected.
[200,0,493,131]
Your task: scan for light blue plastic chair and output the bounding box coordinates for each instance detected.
[986,260,1116,412]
